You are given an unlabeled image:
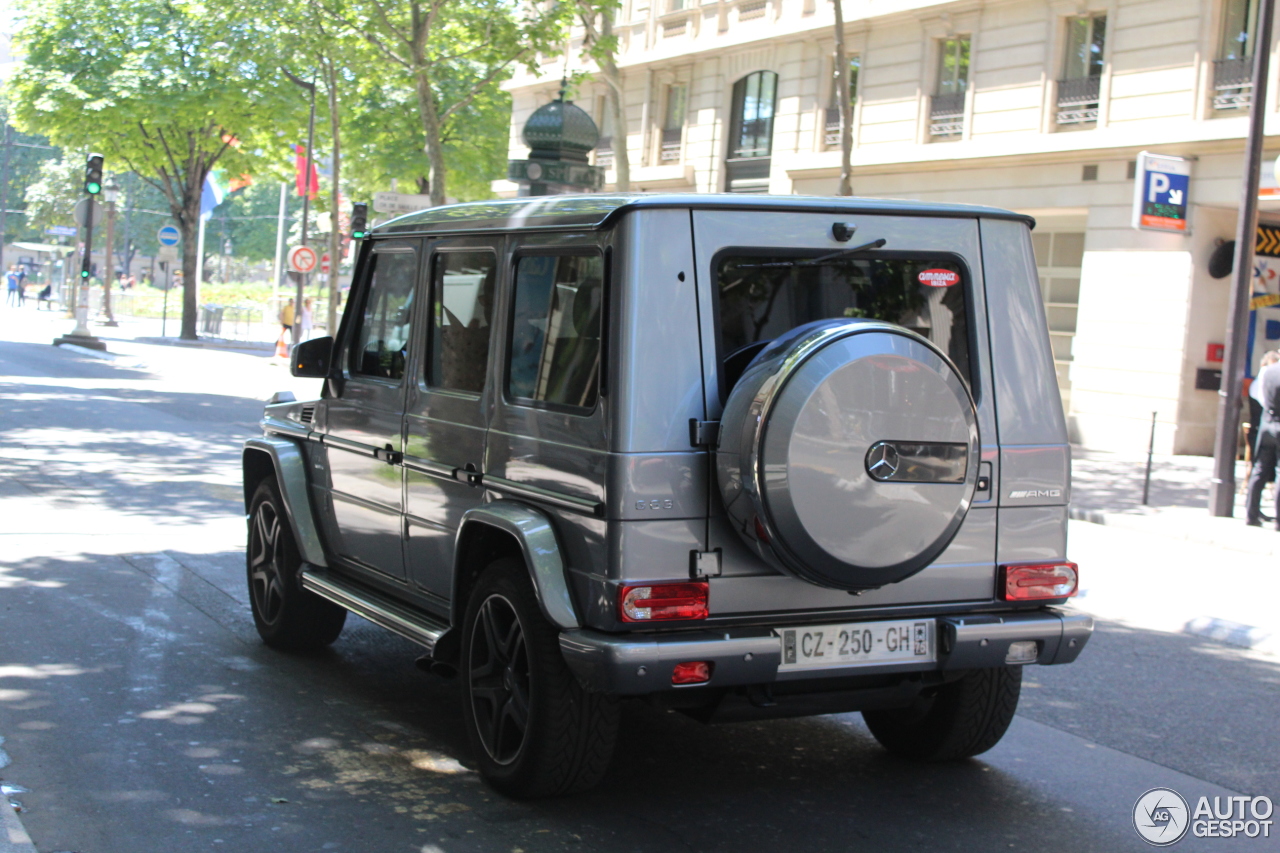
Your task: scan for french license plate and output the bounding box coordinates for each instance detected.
[777,619,935,671]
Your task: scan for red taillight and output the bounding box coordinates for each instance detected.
[671,661,713,685]
[619,582,709,622]
[1001,562,1078,601]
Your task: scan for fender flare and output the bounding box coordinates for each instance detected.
[243,436,328,567]
[454,501,581,630]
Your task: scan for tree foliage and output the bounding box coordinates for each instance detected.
[6,0,295,338]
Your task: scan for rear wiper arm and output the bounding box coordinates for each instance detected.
[800,238,888,265]
[736,238,888,269]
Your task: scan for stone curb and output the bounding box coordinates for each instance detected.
[0,798,35,853]
[131,336,275,353]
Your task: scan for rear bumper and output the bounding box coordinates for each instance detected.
[558,608,1093,694]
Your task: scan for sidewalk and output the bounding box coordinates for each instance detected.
[1070,446,1280,558]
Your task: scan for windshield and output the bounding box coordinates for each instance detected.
[716,253,971,392]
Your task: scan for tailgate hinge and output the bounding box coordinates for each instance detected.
[689,419,720,447]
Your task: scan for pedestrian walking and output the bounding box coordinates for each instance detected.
[1246,354,1280,527]
[5,266,19,307]
[276,298,295,357]
[300,297,314,341]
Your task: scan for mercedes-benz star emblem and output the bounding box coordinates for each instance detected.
[866,441,900,481]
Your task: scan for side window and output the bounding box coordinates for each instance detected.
[351,249,418,381]
[507,254,604,412]
[429,251,496,394]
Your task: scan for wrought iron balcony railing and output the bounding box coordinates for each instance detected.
[929,92,965,138]
[1056,76,1101,125]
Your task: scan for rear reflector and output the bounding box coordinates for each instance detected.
[1000,562,1078,601]
[671,661,713,685]
[619,582,709,622]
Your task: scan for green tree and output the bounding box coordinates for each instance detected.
[7,0,295,338]
[325,0,569,207]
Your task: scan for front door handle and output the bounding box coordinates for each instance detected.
[453,462,482,487]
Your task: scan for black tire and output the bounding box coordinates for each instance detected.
[862,666,1021,760]
[246,478,346,650]
[460,558,619,798]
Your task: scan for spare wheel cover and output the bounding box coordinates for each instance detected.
[716,319,979,590]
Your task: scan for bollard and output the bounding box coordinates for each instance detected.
[1142,411,1157,506]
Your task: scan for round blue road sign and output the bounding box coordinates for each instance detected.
[157,225,181,246]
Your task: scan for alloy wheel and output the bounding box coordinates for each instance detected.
[467,594,530,765]
[249,499,285,626]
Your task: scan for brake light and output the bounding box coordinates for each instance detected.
[671,661,714,685]
[1000,562,1078,601]
[619,582,709,622]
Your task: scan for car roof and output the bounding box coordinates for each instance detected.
[371,193,1035,237]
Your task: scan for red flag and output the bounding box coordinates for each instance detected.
[295,144,319,199]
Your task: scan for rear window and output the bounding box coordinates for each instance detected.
[716,252,970,392]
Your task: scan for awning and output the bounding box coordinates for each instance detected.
[9,241,76,255]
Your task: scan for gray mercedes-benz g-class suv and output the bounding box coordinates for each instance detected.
[243,193,1091,798]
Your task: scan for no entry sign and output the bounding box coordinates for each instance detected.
[288,245,318,274]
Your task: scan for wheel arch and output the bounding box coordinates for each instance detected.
[243,437,328,567]
[452,501,581,632]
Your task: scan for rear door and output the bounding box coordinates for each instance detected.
[691,210,999,614]
[322,239,421,582]
[403,237,500,604]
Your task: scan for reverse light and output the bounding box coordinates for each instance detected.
[1000,562,1078,602]
[671,661,714,685]
[619,582,709,622]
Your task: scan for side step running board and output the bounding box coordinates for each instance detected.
[301,568,449,652]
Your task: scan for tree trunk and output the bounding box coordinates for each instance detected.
[598,13,629,192]
[413,64,448,207]
[832,0,853,197]
[325,58,342,335]
[178,168,204,340]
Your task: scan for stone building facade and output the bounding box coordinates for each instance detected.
[496,0,1280,457]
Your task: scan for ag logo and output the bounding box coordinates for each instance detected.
[865,441,900,481]
[1133,787,1190,846]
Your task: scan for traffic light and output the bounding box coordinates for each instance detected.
[84,153,104,195]
[350,202,368,240]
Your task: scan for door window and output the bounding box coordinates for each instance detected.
[351,249,418,381]
[429,251,496,394]
[507,254,604,412]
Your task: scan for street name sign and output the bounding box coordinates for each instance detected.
[45,225,77,237]
[288,245,318,274]
[373,191,434,215]
[1132,151,1192,234]
[157,225,181,247]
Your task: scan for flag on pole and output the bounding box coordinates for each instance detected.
[295,144,319,199]
[201,171,228,218]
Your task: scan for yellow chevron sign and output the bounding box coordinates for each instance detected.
[1257,225,1280,257]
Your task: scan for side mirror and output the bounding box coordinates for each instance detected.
[292,336,334,378]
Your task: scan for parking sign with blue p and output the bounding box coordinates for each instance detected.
[1132,152,1192,233]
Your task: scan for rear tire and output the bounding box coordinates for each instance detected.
[862,667,1021,760]
[460,558,619,798]
[246,478,346,650]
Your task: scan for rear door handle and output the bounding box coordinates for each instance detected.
[373,444,403,465]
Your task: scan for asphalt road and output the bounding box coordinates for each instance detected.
[1,312,1277,853]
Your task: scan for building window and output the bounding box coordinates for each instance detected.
[824,55,860,148]
[726,70,777,192]
[595,95,614,169]
[1214,0,1258,110]
[660,84,687,162]
[1030,231,1084,414]
[930,37,969,139]
[1057,14,1105,126]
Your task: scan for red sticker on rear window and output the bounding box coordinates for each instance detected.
[918,269,960,287]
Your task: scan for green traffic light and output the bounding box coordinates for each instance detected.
[86,182,101,194]
[80,270,88,278]
[352,231,366,239]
